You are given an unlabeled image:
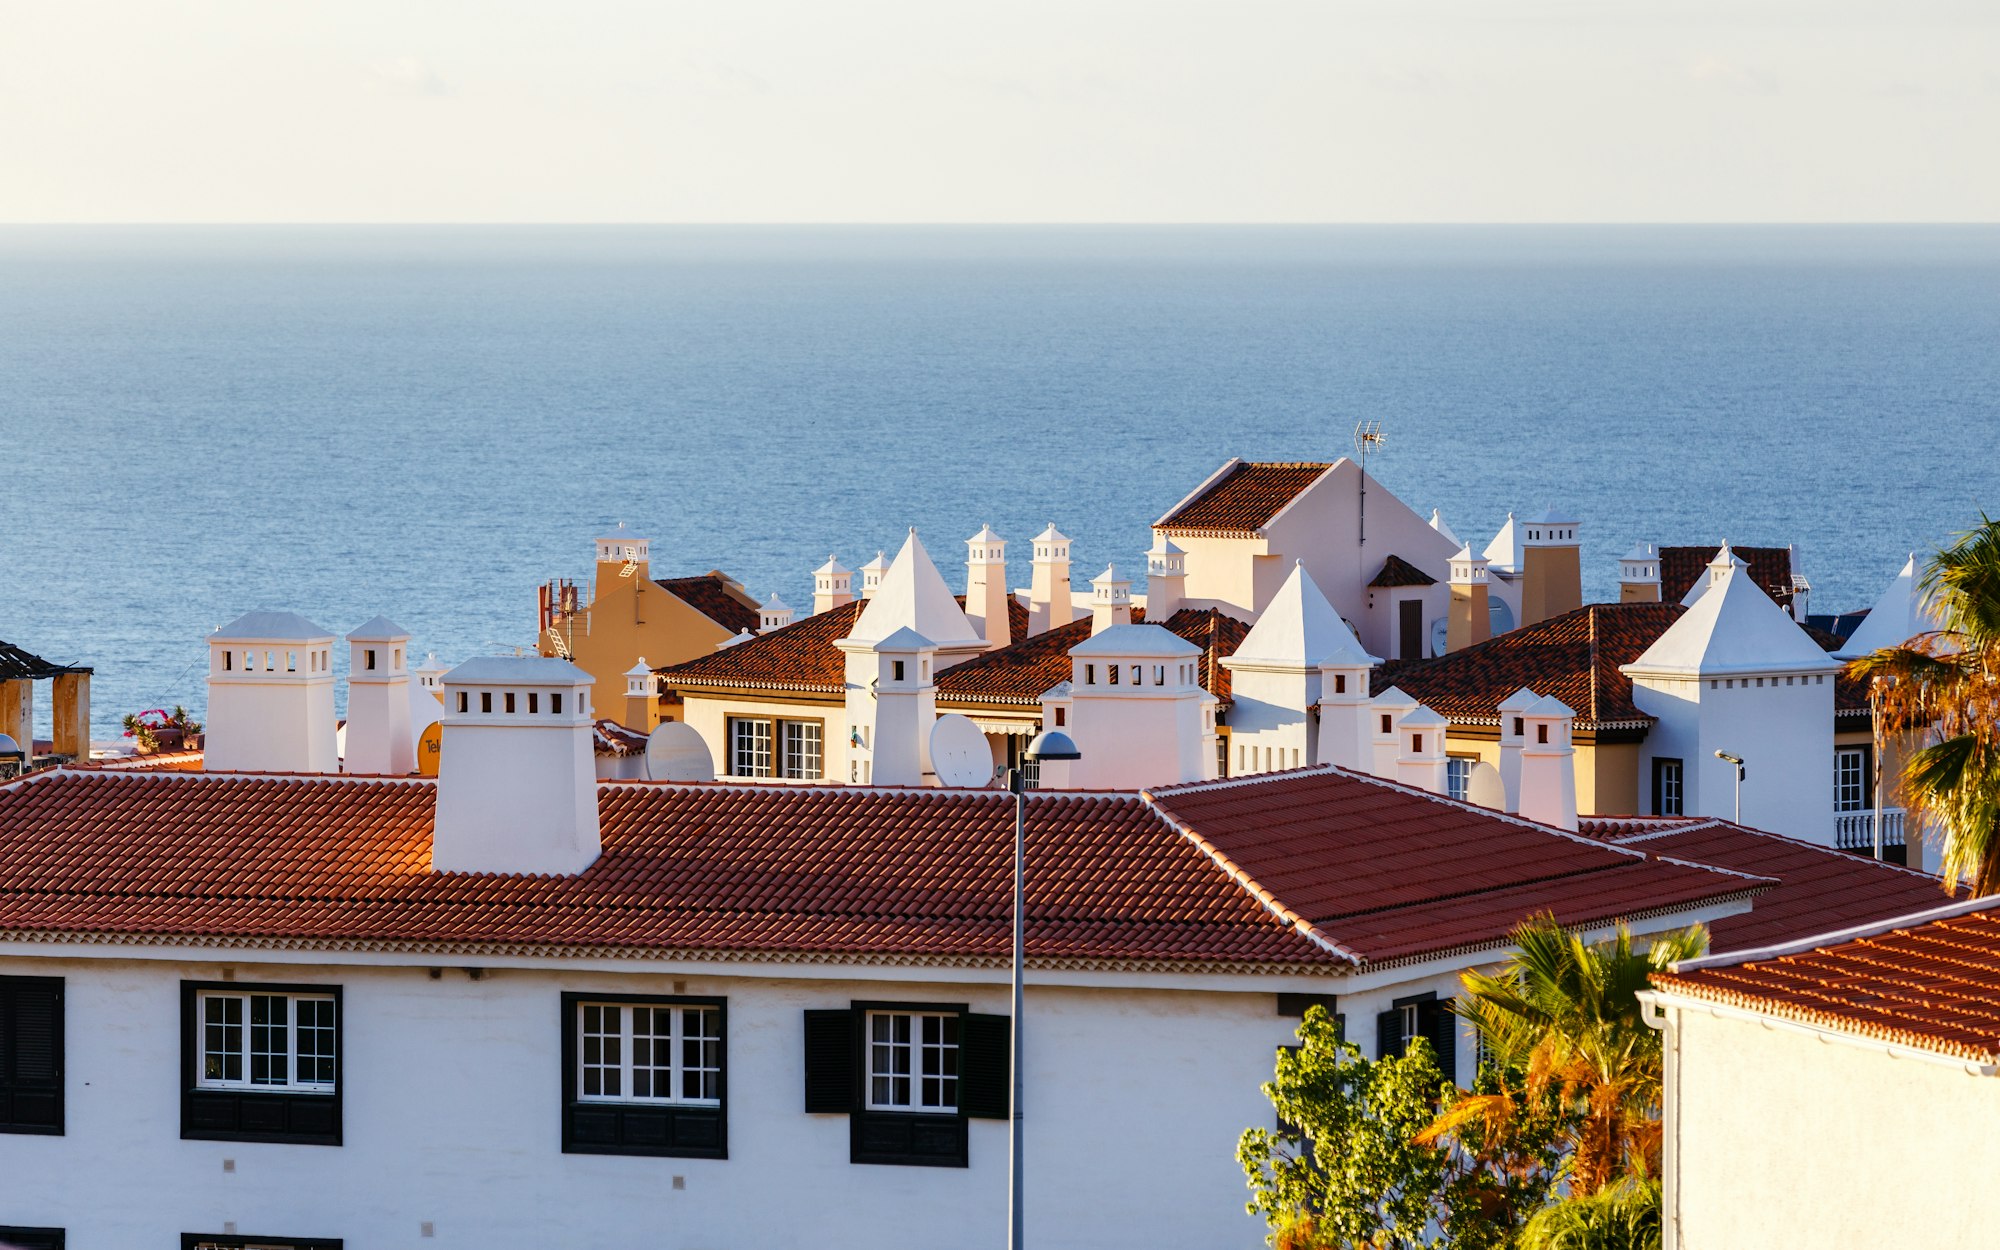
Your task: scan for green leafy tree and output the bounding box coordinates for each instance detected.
[1239,1007,1564,1249]
[1516,1178,1661,1250]
[1850,515,2000,891]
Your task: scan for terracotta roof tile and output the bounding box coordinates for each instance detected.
[1368,555,1438,589]
[1145,768,1768,965]
[1659,546,1795,609]
[656,600,865,693]
[938,606,1250,706]
[656,572,762,635]
[1157,462,1331,535]
[1652,900,2000,1063]
[1581,816,1956,953]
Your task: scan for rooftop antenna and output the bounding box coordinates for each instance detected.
[1353,420,1387,546]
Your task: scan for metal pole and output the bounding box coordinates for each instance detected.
[1871,678,1885,861]
[1733,767,1741,825]
[1008,768,1026,1250]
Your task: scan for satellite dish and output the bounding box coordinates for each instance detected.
[1466,761,1504,810]
[416,722,443,777]
[645,722,715,783]
[1429,617,1449,659]
[929,714,993,789]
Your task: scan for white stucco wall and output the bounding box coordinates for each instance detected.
[1633,673,1835,841]
[681,694,851,783]
[0,954,1317,1250]
[1660,1003,2000,1250]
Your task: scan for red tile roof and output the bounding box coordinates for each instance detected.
[657,572,763,636]
[1376,601,1865,732]
[1143,769,1770,965]
[0,764,1764,971]
[938,606,1251,707]
[1581,816,1955,953]
[1659,546,1795,609]
[1368,555,1437,589]
[656,600,865,693]
[593,720,648,757]
[1156,462,1331,536]
[1651,899,2000,1064]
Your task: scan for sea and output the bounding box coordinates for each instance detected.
[2,225,1996,738]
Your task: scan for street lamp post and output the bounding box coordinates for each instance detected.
[1714,750,1746,824]
[1006,729,1080,1250]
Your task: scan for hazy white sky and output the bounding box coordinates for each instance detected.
[3,0,1995,222]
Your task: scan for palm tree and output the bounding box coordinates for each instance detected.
[1417,915,1706,1197]
[1849,516,2000,892]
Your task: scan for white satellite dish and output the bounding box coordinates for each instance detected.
[929,714,994,790]
[1466,761,1505,810]
[645,722,716,783]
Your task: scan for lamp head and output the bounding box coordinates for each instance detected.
[1024,729,1081,762]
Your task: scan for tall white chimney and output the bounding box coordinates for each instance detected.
[1369,687,1416,779]
[813,556,855,616]
[759,592,795,632]
[1028,523,1075,636]
[1496,686,1538,813]
[1396,704,1450,794]
[1145,535,1187,620]
[1517,694,1579,831]
[859,551,890,600]
[836,626,939,787]
[1315,647,1375,771]
[344,616,414,776]
[206,611,338,773]
[431,656,600,875]
[965,525,1012,651]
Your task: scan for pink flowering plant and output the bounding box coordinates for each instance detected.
[120,705,202,753]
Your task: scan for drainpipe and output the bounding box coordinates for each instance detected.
[1639,993,1680,1250]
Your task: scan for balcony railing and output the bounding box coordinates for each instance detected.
[1833,807,1905,854]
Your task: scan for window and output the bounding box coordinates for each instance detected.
[182,1237,340,1250]
[1153,665,1165,685]
[223,651,233,672]
[728,718,823,779]
[1053,706,1066,727]
[182,982,341,1146]
[1380,714,1392,734]
[1333,674,1346,695]
[1108,665,1119,685]
[1410,733,1424,753]
[552,692,564,714]
[1084,664,1095,685]
[801,1002,1009,1167]
[528,692,539,714]
[563,995,726,1158]
[1130,665,1142,685]
[0,1228,62,1250]
[1652,758,1684,817]
[1835,746,1871,812]
[480,692,493,713]
[868,1011,958,1112]
[1446,757,1473,803]
[0,976,63,1135]
[1536,723,1549,744]
[892,660,906,682]
[503,692,516,713]
[1375,992,1456,1080]
[363,649,376,671]
[1511,716,1524,737]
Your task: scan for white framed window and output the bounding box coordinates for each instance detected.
[728,717,823,779]
[1446,757,1474,802]
[576,1001,722,1105]
[197,991,336,1093]
[1834,747,1869,812]
[866,1011,959,1112]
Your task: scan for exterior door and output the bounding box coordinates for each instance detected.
[1398,600,1424,660]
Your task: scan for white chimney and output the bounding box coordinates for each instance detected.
[859,551,890,600]
[344,616,414,776]
[965,525,1012,651]
[1145,535,1187,620]
[759,592,795,632]
[1517,694,1579,831]
[1028,523,1075,635]
[1619,543,1662,603]
[836,626,939,787]
[1396,704,1450,794]
[206,611,338,773]
[1496,686,1538,813]
[812,555,855,616]
[1369,687,1416,779]
[432,656,600,875]
[1064,624,1211,789]
[1315,646,1376,772]
[1089,563,1132,634]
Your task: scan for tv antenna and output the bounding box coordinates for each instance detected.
[1353,420,1387,545]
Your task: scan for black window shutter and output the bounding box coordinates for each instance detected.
[0,977,63,1135]
[1375,1010,1401,1060]
[1334,1013,1346,1042]
[1421,998,1457,1083]
[1275,993,1337,1019]
[959,1013,1010,1120]
[803,1009,857,1113]
[0,1228,64,1250]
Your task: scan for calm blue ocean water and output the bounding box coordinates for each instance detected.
[1,225,1995,736]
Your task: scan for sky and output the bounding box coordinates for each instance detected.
[1,0,1995,223]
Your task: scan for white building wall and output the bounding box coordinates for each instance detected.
[1223,667,1315,776]
[1661,1005,2000,1250]
[681,695,852,784]
[1633,674,1836,841]
[0,954,1311,1250]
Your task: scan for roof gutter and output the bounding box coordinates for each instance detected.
[1638,987,1999,1077]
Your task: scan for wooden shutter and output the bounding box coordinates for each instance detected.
[959,1013,1010,1120]
[0,976,63,1135]
[1375,1010,1400,1060]
[1421,998,1457,1083]
[803,1009,857,1113]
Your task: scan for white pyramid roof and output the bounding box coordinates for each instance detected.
[212,610,333,642]
[1483,514,1520,573]
[1526,693,1576,719]
[1092,563,1129,588]
[1069,622,1200,658]
[1626,552,1840,677]
[1429,509,1462,548]
[860,550,890,573]
[1148,534,1185,557]
[1400,704,1450,730]
[1497,686,1541,714]
[848,530,984,649]
[345,615,409,642]
[762,591,791,611]
[1835,554,1946,659]
[967,524,1003,545]
[1373,685,1418,712]
[814,554,850,577]
[1680,546,1747,607]
[1228,562,1379,668]
[1034,522,1071,546]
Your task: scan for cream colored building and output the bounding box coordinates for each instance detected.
[1643,897,2000,1250]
